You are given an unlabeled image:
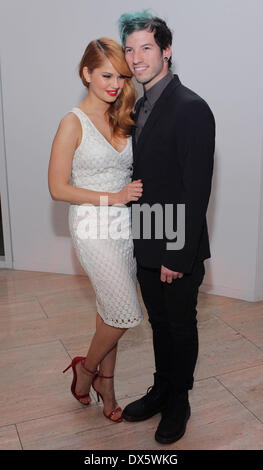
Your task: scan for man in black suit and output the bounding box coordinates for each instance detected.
[118,11,215,444]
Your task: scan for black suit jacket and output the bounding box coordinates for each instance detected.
[131,74,215,274]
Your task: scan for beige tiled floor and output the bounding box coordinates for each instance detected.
[0,268,262,450]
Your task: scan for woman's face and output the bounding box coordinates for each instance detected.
[83,57,125,104]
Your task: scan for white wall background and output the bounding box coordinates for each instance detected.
[0,0,262,300]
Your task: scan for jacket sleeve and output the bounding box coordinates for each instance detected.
[162,99,216,273]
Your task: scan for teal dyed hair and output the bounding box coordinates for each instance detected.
[118,10,155,47]
[117,10,173,68]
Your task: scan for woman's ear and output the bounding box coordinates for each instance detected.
[83,66,91,83]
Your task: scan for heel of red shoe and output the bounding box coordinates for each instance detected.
[63,364,72,373]
[91,372,123,423]
[92,375,101,402]
[63,356,98,406]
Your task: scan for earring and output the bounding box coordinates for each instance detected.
[164,57,169,62]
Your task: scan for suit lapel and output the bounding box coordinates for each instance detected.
[132,97,143,158]
[133,75,182,163]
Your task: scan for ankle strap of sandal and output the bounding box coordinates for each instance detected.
[98,373,114,379]
[81,359,98,376]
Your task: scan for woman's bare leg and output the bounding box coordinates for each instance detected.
[95,312,118,376]
[75,312,126,410]
[93,313,121,419]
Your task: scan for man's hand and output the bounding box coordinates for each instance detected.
[161,265,184,283]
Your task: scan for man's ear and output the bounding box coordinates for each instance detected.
[163,44,172,61]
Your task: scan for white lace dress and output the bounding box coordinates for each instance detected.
[68,106,144,328]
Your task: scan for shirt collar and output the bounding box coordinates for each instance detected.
[144,71,174,107]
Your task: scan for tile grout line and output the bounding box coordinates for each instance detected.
[14,423,23,450]
[0,338,62,353]
[0,408,85,430]
[215,376,263,425]
[12,407,91,429]
[212,362,263,378]
[59,339,73,361]
[213,312,263,353]
[0,285,93,304]
[35,296,97,320]
[35,296,49,319]
[0,295,36,304]
[195,361,263,381]
[3,392,147,430]
[0,391,148,431]
[0,280,92,301]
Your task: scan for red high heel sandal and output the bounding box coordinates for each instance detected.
[92,373,123,423]
[63,356,98,405]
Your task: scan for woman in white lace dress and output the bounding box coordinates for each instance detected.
[48,38,143,423]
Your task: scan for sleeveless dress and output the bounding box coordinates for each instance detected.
[68,107,144,328]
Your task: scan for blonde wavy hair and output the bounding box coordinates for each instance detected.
[78,37,136,138]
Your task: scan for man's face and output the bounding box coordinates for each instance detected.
[124,29,170,90]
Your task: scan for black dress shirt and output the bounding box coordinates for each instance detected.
[135,71,174,142]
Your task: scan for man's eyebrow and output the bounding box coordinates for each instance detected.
[125,43,153,49]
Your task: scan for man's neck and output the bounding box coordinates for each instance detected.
[144,69,171,92]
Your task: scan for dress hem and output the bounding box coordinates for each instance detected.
[97,309,143,329]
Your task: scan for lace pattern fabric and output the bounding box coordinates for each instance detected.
[68,107,144,328]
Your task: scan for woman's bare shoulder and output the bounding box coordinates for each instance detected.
[54,111,82,141]
[60,110,81,128]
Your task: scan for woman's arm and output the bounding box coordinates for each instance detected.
[48,113,142,205]
[48,113,118,205]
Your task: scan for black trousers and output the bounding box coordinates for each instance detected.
[137,260,205,393]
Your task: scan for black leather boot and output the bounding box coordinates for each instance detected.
[155,391,191,444]
[121,373,169,422]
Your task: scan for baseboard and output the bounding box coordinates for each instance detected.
[253,285,263,302]
[12,258,85,276]
[0,255,13,269]
[199,282,260,302]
